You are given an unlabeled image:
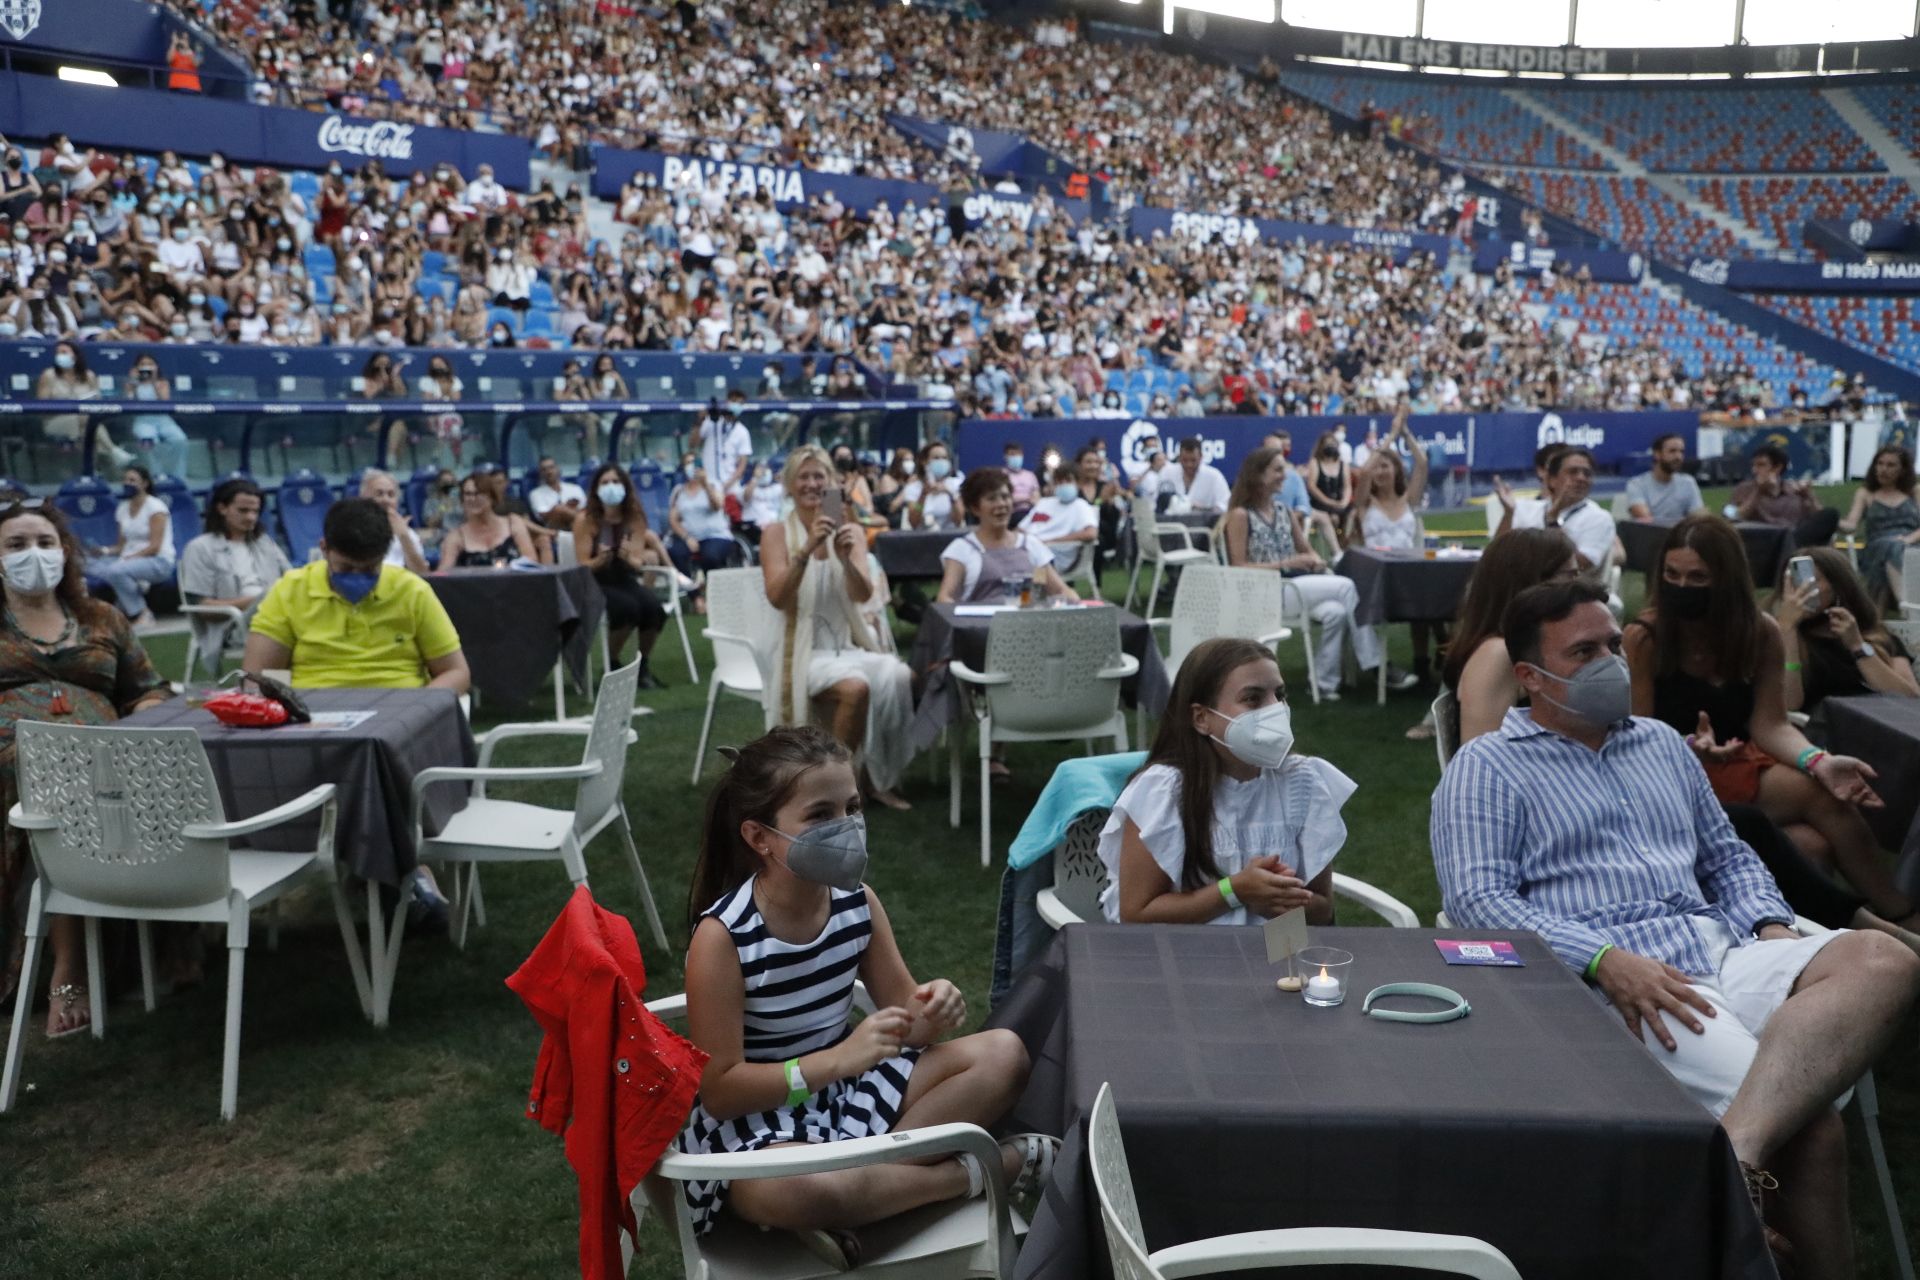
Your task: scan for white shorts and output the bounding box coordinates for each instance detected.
[1594,918,1841,1117]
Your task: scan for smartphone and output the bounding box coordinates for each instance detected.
[1788,556,1816,590]
[820,486,845,526]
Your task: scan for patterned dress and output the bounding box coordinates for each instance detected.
[0,603,170,1004]
[1859,495,1919,605]
[674,880,919,1235]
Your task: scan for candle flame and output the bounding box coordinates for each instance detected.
[1318,966,1330,980]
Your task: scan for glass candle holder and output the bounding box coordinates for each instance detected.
[1297,946,1353,1008]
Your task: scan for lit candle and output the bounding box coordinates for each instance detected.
[1305,965,1340,1003]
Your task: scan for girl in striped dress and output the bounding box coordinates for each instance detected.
[675,726,1056,1267]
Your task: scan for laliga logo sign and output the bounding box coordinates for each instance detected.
[317,116,416,161]
[1121,418,1164,469]
[1536,412,1605,450]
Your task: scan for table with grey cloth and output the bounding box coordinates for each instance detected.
[874,529,962,581]
[1617,519,1792,584]
[907,603,1171,752]
[122,687,476,886]
[426,564,604,708]
[1823,694,1920,897]
[1338,547,1481,626]
[988,925,1774,1280]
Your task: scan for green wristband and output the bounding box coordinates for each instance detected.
[1218,877,1241,910]
[1784,661,1802,672]
[1585,944,1614,981]
[783,1058,810,1108]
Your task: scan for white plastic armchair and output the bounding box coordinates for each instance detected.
[1901,554,1920,619]
[401,660,665,1017]
[631,983,1024,1280]
[179,603,247,682]
[635,562,701,683]
[1123,494,1211,620]
[692,568,775,784]
[0,723,371,1121]
[1090,1082,1521,1280]
[1144,565,1296,739]
[950,608,1135,868]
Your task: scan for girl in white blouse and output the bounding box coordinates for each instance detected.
[1100,637,1355,924]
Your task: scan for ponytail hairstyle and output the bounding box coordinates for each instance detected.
[1140,636,1281,891]
[688,725,852,929]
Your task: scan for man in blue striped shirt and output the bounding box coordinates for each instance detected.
[1433,578,1918,1274]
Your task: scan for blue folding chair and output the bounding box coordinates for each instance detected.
[150,473,202,539]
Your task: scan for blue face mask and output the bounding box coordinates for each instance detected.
[330,570,380,604]
[120,484,139,499]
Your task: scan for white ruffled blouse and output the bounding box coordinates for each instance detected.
[1096,757,1357,924]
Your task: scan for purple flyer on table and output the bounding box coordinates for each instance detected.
[1434,940,1525,967]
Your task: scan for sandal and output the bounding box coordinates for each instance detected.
[790,1227,862,1272]
[1739,1161,1795,1275]
[46,982,90,1040]
[1004,1132,1061,1203]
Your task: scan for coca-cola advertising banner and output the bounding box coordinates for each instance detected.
[0,76,531,188]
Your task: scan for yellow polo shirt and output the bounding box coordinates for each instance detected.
[250,562,462,689]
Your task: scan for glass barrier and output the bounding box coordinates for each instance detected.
[0,401,952,495]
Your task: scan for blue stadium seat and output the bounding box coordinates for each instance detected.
[275,469,336,564]
[523,310,554,337]
[405,466,442,520]
[53,476,118,550]
[150,473,201,539]
[529,280,556,309]
[627,459,671,532]
[421,250,447,278]
[415,279,448,303]
[487,306,522,333]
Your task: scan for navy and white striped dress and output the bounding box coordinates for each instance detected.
[675,880,919,1235]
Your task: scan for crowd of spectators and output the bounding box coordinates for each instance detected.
[3,129,1810,419]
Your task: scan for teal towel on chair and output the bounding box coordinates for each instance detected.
[1006,751,1148,869]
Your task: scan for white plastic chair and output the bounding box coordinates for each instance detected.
[1035,809,1420,931]
[407,658,666,998]
[1886,617,1920,655]
[1062,540,1102,600]
[693,568,776,784]
[1089,1081,1523,1280]
[1789,916,1913,1280]
[637,563,702,683]
[179,603,247,682]
[1901,554,1920,619]
[1142,564,1302,740]
[1123,495,1210,621]
[951,608,1137,868]
[1432,687,1459,770]
[631,983,1024,1280]
[0,722,372,1121]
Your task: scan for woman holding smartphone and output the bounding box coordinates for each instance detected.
[760,446,916,810]
[1774,548,1917,714]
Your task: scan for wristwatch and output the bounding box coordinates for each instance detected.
[1853,642,1877,661]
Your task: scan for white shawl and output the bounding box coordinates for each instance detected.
[762,512,884,730]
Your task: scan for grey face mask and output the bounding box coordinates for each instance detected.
[770,814,868,891]
[1527,654,1631,729]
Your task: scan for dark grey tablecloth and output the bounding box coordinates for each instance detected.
[1823,694,1920,897]
[122,688,476,885]
[426,565,604,708]
[907,603,1170,751]
[989,925,1775,1280]
[1618,519,1792,585]
[874,529,963,582]
[1338,547,1481,626]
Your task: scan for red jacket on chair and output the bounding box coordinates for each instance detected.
[507,886,708,1280]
